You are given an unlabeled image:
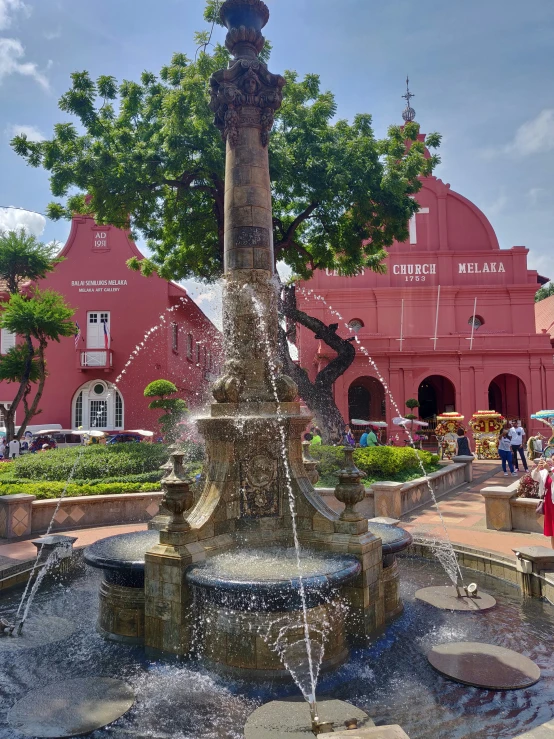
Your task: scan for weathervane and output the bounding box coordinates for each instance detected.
[402,76,416,122]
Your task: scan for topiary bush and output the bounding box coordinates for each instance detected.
[8,441,204,482]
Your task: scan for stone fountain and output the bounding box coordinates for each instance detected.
[84,0,413,734]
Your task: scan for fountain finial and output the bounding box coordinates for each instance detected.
[333,447,366,522]
[160,445,194,534]
[219,0,270,57]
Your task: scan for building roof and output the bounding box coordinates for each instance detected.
[535,294,554,338]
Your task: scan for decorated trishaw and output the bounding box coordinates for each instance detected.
[530,411,554,458]
[468,410,506,460]
[435,412,465,459]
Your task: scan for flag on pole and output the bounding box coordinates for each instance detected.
[74,322,81,350]
[103,321,109,350]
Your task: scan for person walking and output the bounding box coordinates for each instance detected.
[455,428,472,457]
[498,428,516,476]
[510,419,528,473]
[531,458,554,549]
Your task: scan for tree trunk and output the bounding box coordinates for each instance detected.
[1,335,35,456]
[15,340,47,441]
[278,285,356,444]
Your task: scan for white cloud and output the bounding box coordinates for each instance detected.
[484,109,554,159]
[0,38,49,90]
[8,123,45,141]
[508,110,554,156]
[43,28,61,41]
[527,187,546,205]
[0,207,46,236]
[0,0,29,31]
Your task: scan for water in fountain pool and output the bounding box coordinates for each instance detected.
[1,556,553,739]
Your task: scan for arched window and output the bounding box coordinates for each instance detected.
[468,315,484,330]
[348,319,364,335]
[72,381,124,430]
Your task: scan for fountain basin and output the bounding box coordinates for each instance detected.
[84,530,159,644]
[367,523,413,621]
[188,548,361,676]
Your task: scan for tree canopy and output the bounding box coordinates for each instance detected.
[11,34,440,284]
[536,282,554,303]
[0,230,62,295]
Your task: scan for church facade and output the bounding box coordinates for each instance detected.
[297,143,554,439]
[0,214,221,434]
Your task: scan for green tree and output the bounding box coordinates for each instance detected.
[535,282,554,302]
[0,288,76,446]
[0,231,73,448]
[144,379,187,442]
[11,4,440,441]
[0,229,62,295]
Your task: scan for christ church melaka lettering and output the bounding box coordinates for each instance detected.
[458,262,505,274]
[70,279,128,293]
[392,263,437,282]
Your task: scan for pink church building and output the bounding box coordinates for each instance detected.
[0,214,221,434]
[297,135,554,440]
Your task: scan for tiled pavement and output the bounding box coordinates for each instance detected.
[402,460,546,558]
[0,461,548,578]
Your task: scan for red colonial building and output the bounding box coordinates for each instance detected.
[297,132,554,439]
[0,214,221,433]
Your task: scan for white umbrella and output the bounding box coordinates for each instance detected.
[392,417,429,428]
[128,429,154,437]
[73,429,106,437]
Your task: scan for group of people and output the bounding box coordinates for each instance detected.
[497,419,529,476]
[0,435,56,459]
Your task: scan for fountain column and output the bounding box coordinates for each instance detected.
[144,0,385,659]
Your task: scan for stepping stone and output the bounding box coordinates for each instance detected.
[428,642,540,689]
[7,677,135,737]
[244,697,373,739]
[415,585,496,611]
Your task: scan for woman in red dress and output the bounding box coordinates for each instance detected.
[533,459,554,548]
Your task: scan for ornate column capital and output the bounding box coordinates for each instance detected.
[210,0,285,147]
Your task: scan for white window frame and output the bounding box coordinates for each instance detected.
[71,381,124,430]
[1,328,16,354]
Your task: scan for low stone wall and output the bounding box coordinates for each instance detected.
[316,458,471,521]
[372,458,471,519]
[480,481,544,534]
[0,491,162,539]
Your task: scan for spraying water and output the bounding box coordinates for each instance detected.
[250,293,321,723]
[296,286,464,588]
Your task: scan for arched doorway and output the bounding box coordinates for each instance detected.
[72,380,124,430]
[348,377,386,423]
[488,374,527,422]
[418,375,456,420]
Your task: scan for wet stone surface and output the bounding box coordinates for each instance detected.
[7,677,135,737]
[415,585,497,611]
[366,524,413,556]
[428,641,541,690]
[186,547,361,611]
[244,697,374,739]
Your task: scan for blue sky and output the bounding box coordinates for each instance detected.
[1,0,553,317]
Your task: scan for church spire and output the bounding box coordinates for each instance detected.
[402,76,416,122]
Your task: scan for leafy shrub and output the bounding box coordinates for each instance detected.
[309,445,439,487]
[354,446,439,479]
[10,442,204,482]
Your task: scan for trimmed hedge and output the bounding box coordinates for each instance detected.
[6,442,204,482]
[0,481,161,499]
[309,445,440,487]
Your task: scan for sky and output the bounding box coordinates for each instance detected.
[0,0,553,325]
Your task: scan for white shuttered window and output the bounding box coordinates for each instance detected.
[1,329,16,354]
